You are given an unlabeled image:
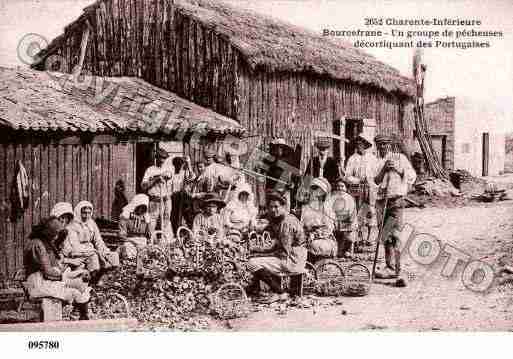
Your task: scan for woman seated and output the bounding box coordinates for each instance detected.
[72,201,120,286]
[50,202,103,280]
[222,183,257,240]
[300,177,337,262]
[192,193,226,243]
[326,178,358,258]
[23,217,91,320]
[118,194,152,259]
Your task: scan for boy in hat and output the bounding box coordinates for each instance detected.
[264,138,296,212]
[192,193,226,242]
[305,137,341,188]
[141,145,174,240]
[345,134,380,246]
[373,134,416,286]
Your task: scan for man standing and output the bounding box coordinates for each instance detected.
[141,146,173,241]
[305,137,341,188]
[344,134,379,246]
[246,191,307,303]
[373,134,416,285]
[264,138,296,212]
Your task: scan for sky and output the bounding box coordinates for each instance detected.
[1,0,512,132]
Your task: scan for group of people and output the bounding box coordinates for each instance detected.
[24,201,120,320]
[246,133,416,303]
[23,132,416,312]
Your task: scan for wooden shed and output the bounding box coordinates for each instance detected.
[0,66,244,278]
[34,0,417,167]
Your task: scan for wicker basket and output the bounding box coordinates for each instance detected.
[210,282,250,320]
[135,245,169,279]
[314,259,346,296]
[341,263,371,297]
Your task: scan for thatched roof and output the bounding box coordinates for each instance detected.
[0,67,245,136]
[37,0,415,97]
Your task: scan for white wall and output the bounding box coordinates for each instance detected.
[453,98,506,176]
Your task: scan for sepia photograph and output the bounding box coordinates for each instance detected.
[0,0,512,352]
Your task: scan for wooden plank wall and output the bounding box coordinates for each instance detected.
[236,64,413,173]
[0,141,136,278]
[50,0,238,121]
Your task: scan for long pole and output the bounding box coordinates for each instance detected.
[371,197,388,281]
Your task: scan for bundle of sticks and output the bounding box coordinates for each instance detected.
[412,50,449,181]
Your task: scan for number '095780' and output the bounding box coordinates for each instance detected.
[27,340,60,350]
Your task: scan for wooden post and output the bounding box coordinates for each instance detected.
[412,49,448,180]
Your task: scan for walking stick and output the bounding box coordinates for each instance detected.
[371,196,388,281]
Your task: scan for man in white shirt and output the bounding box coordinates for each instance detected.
[373,134,416,283]
[141,146,174,241]
[344,134,379,246]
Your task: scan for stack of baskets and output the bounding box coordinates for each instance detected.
[314,260,371,297]
[210,282,250,319]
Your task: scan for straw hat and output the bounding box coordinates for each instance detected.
[266,191,287,205]
[315,137,331,149]
[155,146,170,159]
[201,193,226,209]
[374,134,393,144]
[310,177,331,194]
[353,134,372,149]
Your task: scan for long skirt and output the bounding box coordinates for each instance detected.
[308,238,338,258]
[24,271,90,304]
[247,247,307,274]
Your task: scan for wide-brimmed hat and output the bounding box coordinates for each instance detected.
[310,177,331,195]
[315,137,331,149]
[155,146,170,159]
[353,134,372,149]
[266,190,287,206]
[50,202,74,219]
[203,148,216,159]
[271,138,288,147]
[374,134,393,144]
[201,193,226,208]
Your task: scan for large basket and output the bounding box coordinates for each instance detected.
[341,263,371,297]
[314,259,346,296]
[210,282,250,320]
[135,245,169,279]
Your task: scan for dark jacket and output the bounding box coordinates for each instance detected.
[305,156,340,186]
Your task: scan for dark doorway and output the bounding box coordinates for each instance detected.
[343,119,363,167]
[482,132,489,176]
[136,142,156,193]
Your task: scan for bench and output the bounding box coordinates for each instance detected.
[277,272,304,297]
[6,269,64,322]
[256,272,304,297]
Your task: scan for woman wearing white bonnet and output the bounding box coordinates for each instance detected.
[300,177,337,262]
[118,194,152,259]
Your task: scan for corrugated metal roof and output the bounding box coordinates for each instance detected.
[0,67,245,137]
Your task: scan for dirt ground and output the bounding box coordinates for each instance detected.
[224,200,513,331]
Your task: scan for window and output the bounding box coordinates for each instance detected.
[462,143,470,154]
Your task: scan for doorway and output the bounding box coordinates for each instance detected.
[482,132,489,176]
[343,119,363,166]
[135,142,156,193]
